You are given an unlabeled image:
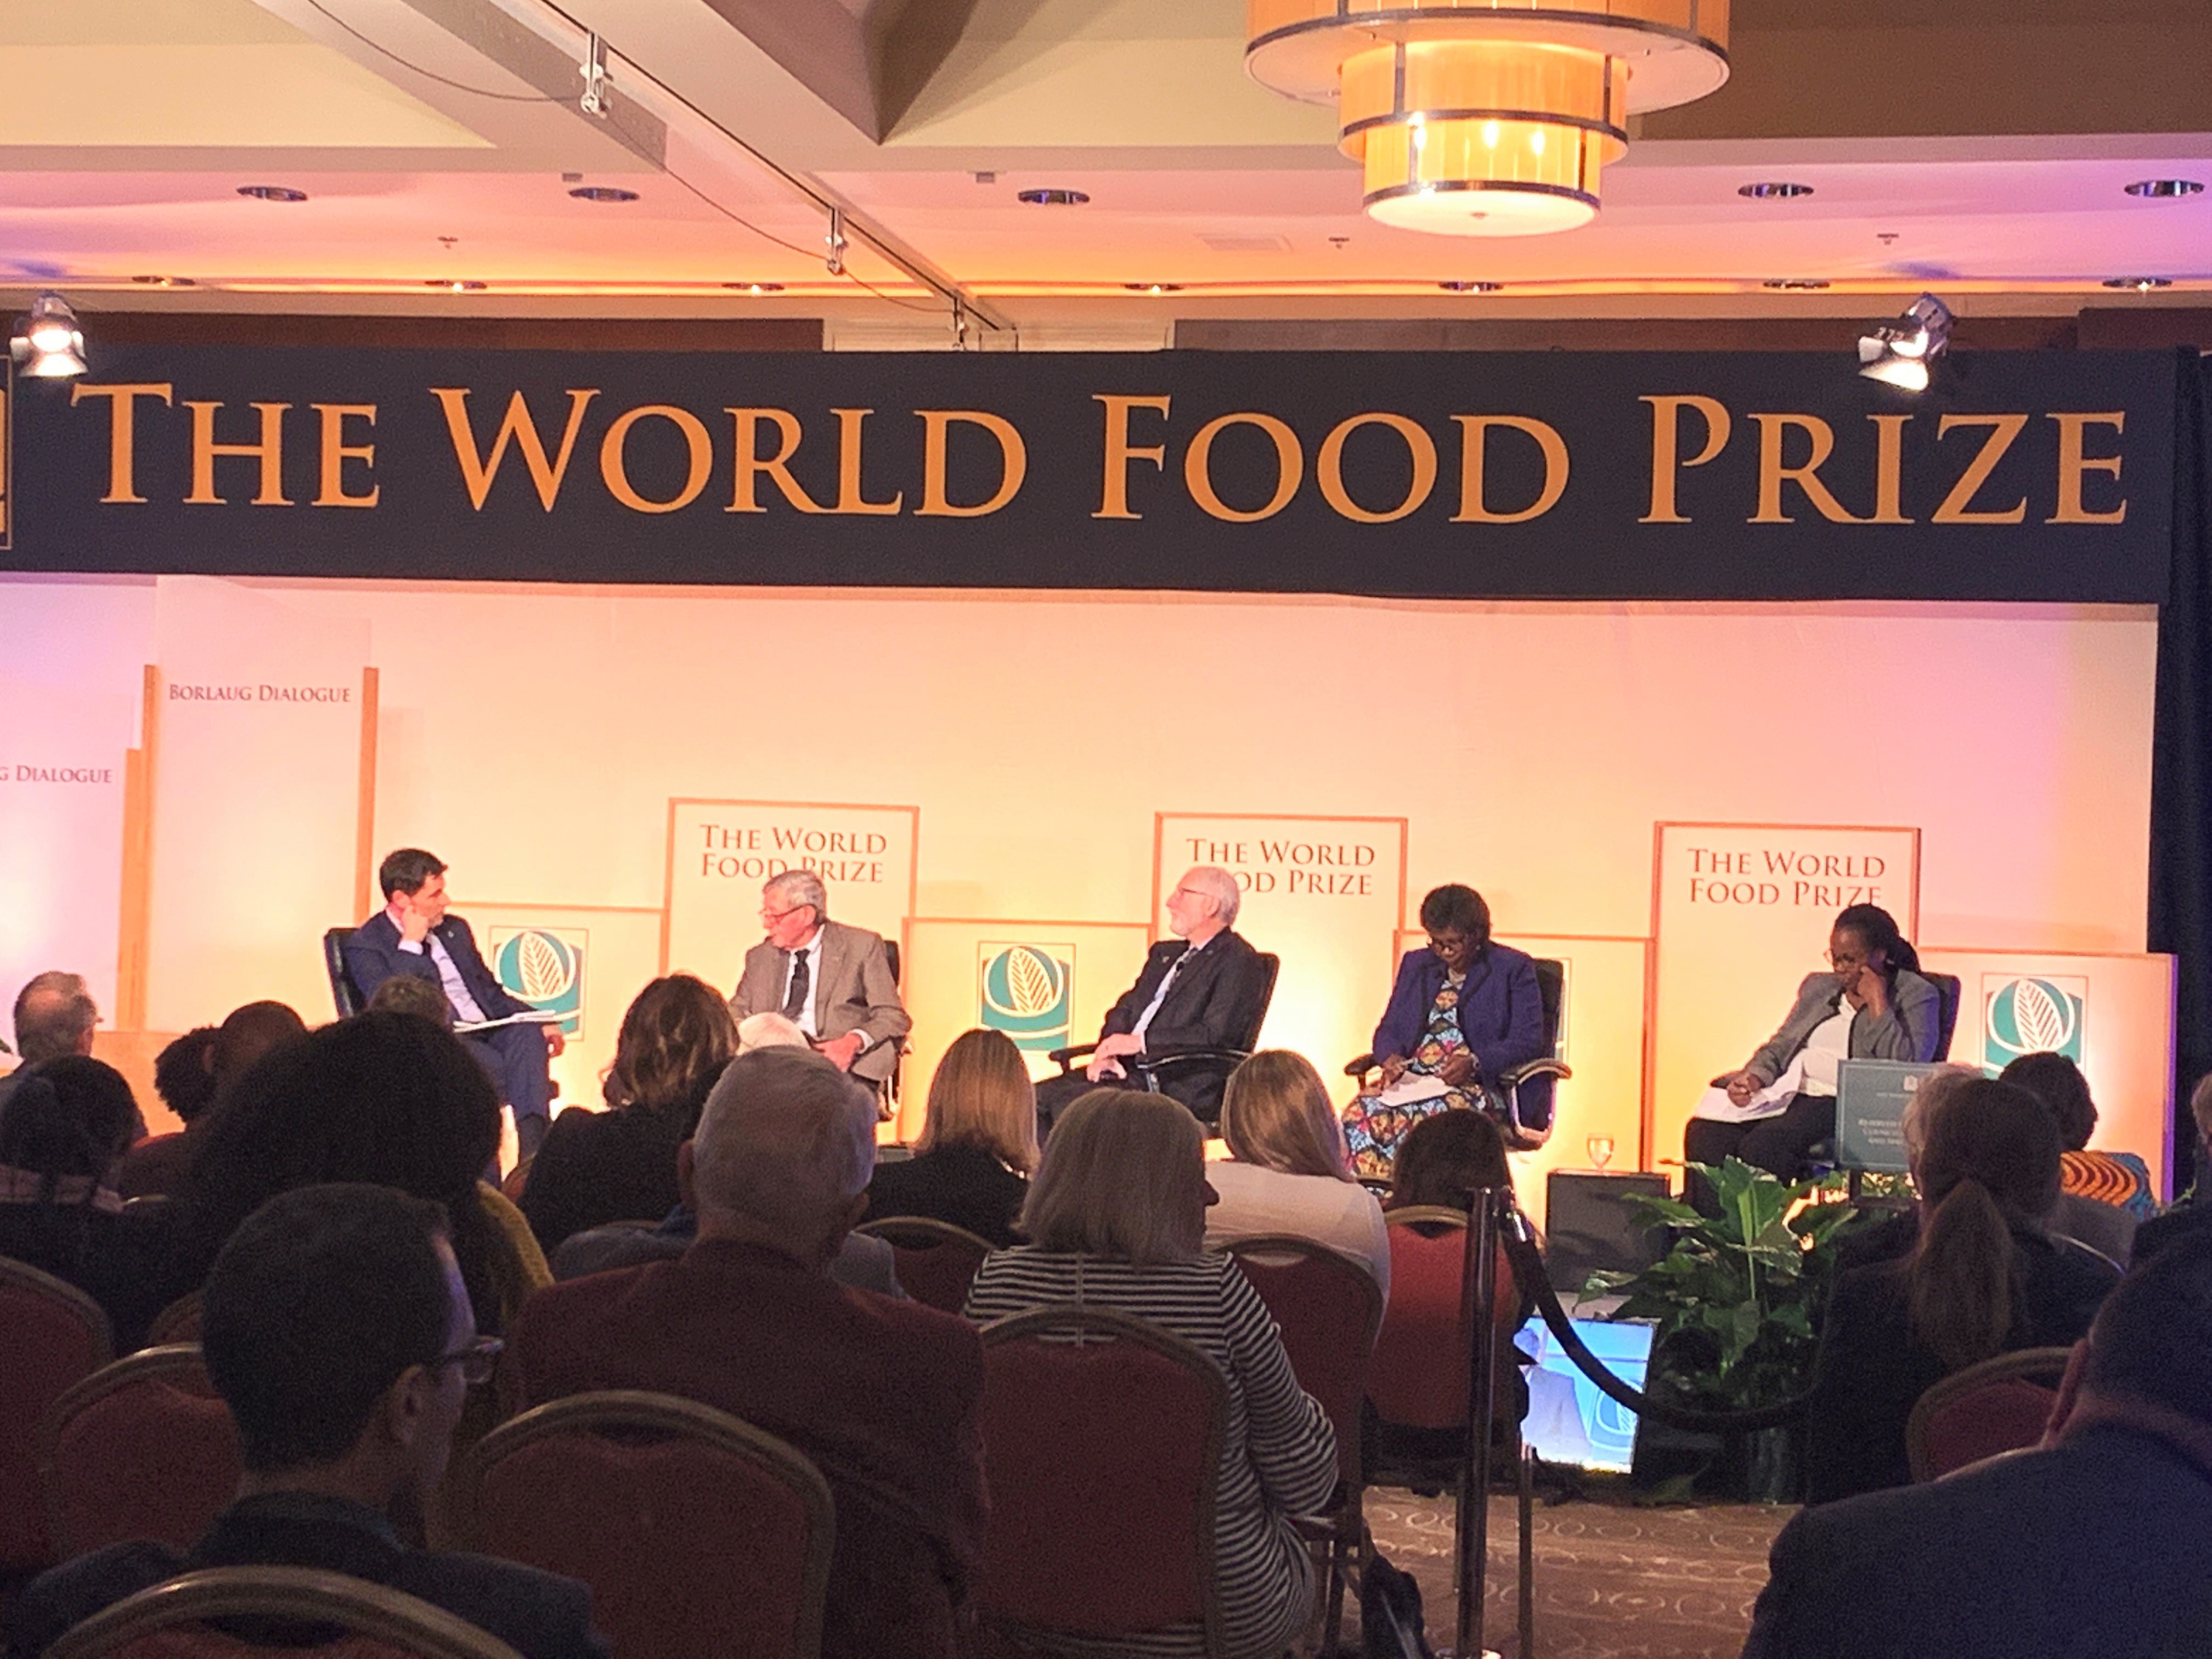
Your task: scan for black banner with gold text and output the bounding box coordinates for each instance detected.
[1,344,2180,601]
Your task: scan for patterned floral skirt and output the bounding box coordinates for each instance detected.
[1342,1084,1485,1182]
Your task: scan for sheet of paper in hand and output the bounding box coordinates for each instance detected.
[1691,1058,1806,1124]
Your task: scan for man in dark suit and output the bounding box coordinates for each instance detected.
[509,1048,986,1659]
[1742,1232,2212,1659]
[6,1184,609,1659]
[1032,865,1269,1132]
[344,848,562,1158]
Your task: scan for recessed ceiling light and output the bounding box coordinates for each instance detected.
[723,282,786,295]
[1763,278,1831,290]
[2124,179,2203,199]
[237,185,308,202]
[1123,283,1183,295]
[425,280,488,291]
[1017,188,1089,206]
[568,185,640,203]
[131,275,196,287]
[1438,280,1503,292]
[2102,276,2173,290]
[1739,181,1814,199]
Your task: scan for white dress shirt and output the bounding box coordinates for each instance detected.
[778,928,827,1037]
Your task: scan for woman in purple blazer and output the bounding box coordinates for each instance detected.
[1341,885,1548,1180]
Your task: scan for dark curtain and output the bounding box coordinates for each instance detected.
[2149,349,2211,1199]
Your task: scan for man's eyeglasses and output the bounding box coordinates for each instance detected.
[759,905,810,924]
[434,1335,503,1386]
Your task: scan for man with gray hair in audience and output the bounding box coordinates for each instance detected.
[728,869,909,1090]
[2,970,103,1112]
[509,1047,985,1659]
[1032,864,1272,1133]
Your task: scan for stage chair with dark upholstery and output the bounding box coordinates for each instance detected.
[851,1217,994,1315]
[1344,957,1571,1150]
[1224,1237,1382,1658]
[37,1346,240,1559]
[1,1256,115,1575]
[448,1390,834,1659]
[1043,954,1282,1126]
[975,1306,1230,1658]
[1905,1345,2073,1483]
[42,1566,524,1659]
[324,928,365,1019]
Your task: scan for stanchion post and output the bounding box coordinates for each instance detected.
[1455,1184,1504,1659]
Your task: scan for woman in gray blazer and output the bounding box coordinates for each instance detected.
[1685,904,1942,1201]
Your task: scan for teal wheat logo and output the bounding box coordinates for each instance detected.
[979,943,1074,1057]
[488,926,586,1039]
[1982,973,2085,1073]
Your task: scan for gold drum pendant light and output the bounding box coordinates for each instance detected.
[1248,1,1731,236]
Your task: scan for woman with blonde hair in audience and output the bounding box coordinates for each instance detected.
[964,1088,1339,1659]
[865,1028,1036,1247]
[520,974,736,1251]
[1805,1075,2119,1503]
[1209,1049,1389,1292]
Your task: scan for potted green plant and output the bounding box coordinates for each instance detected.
[1587,1157,1871,1502]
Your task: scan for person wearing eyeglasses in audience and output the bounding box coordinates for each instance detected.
[6,1184,610,1659]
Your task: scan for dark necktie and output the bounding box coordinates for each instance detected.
[782,949,811,1022]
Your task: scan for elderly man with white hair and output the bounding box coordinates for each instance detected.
[1032,865,1272,1133]
[510,1047,986,1659]
[729,868,909,1089]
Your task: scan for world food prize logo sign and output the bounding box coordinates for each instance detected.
[489,927,587,1039]
[1982,974,2086,1074]
[979,943,1074,1063]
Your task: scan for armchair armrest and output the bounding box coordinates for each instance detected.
[1131,1045,1252,1080]
[1045,1041,1097,1072]
[1496,1057,1572,1090]
[1344,1052,1377,1078]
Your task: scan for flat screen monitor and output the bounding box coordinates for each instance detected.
[1513,1317,1655,1474]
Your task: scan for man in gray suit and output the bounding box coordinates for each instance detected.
[729,870,909,1086]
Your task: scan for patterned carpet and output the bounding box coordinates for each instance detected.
[1357,1482,1788,1659]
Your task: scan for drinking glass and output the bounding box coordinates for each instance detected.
[1587,1135,1615,1171]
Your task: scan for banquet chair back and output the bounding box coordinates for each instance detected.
[851,1217,994,1314]
[1368,1209,1520,1433]
[146,1293,205,1347]
[37,1346,240,1558]
[448,1390,833,1659]
[1905,1345,2073,1482]
[0,1255,115,1572]
[42,1566,524,1659]
[976,1306,1229,1657]
[1223,1237,1381,1485]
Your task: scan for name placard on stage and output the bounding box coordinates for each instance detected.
[1648,822,1920,1181]
[0,680,131,1020]
[663,799,918,990]
[1155,813,1406,1086]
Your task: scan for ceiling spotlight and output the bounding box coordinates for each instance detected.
[1763,278,1831,290]
[11,292,87,379]
[237,185,308,202]
[1439,280,1504,292]
[1740,181,1814,199]
[1123,283,1184,295]
[2102,276,2173,290]
[2123,179,2203,199]
[425,280,488,291]
[1857,292,1952,393]
[568,185,640,202]
[1016,188,1088,206]
[723,282,786,295]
